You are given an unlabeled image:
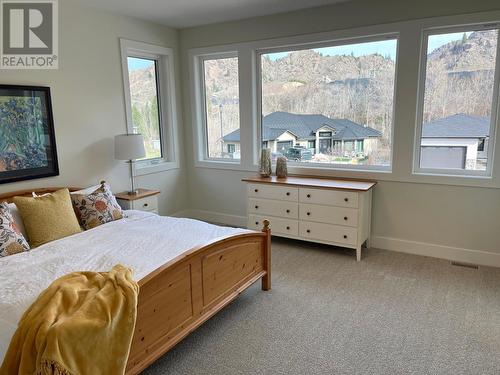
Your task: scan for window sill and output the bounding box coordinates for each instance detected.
[194,159,249,171]
[134,160,180,176]
[192,160,500,188]
[284,162,392,174]
[413,171,492,179]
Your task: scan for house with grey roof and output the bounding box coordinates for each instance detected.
[420,114,490,170]
[222,111,382,160]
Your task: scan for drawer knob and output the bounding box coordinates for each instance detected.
[286,192,290,196]
[344,198,349,202]
[143,203,148,207]
[343,235,347,239]
[255,221,259,225]
[286,226,290,230]
[254,189,259,193]
[344,216,348,221]
[306,229,311,233]
[286,209,290,213]
[255,205,259,209]
[306,212,311,216]
[307,194,311,198]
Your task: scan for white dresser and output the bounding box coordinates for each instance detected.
[243,176,375,261]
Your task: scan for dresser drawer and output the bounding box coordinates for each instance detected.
[299,222,357,246]
[248,214,298,236]
[130,195,158,212]
[299,204,358,227]
[248,184,298,202]
[248,198,298,219]
[299,188,358,208]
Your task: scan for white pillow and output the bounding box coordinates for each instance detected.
[7,203,28,240]
[71,184,105,195]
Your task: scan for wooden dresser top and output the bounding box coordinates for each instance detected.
[242,175,376,192]
[115,188,161,201]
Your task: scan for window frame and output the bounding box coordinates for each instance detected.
[120,39,179,175]
[255,33,400,172]
[191,50,241,167]
[187,12,500,188]
[413,23,500,178]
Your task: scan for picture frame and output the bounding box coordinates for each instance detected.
[0,85,59,184]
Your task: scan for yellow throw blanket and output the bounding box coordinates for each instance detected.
[0,265,139,375]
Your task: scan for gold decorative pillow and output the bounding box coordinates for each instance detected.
[71,183,123,230]
[13,189,82,248]
[0,203,30,257]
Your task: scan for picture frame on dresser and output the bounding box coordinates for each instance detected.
[0,85,59,184]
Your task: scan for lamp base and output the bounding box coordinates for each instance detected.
[126,190,140,196]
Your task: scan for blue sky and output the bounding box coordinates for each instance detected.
[128,57,155,71]
[265,32,472,61]
[428,31,472,53]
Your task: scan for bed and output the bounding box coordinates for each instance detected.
[0,188,271,374]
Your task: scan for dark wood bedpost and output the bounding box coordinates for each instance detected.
[261,219,271,291]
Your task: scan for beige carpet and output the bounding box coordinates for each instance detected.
[144,237,500,375]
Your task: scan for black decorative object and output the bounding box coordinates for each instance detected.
[0,85,58,184]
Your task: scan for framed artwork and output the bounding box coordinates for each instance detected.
[0,85,59,184]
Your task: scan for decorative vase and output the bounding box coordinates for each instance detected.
[276,156,288,179]
[259,148,272,177]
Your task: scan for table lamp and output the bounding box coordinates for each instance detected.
[114,134,146,195]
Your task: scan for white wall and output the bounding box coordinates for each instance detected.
[0,0,188,215]
[179,0,500,264]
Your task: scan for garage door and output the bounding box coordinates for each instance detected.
[420,146,466,169]
[277,141,293,153]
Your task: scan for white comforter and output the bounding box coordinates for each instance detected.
[0,211,248,362]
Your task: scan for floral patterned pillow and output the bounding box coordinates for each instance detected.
[0,202,30,257]
[71,183,124,230]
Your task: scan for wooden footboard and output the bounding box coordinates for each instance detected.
[125,221,271,374]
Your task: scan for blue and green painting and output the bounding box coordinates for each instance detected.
[0,96,48,172]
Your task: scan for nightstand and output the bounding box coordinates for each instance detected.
[115,189,161,214]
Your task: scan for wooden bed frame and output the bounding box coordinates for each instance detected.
[0,187,272,374]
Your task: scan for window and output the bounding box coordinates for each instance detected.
[344,141,355,152]
[478,138,486,152]
[200,54,240,160]
[356,139,364,152]
[260,36,398,169]
[415,27,500,175]
[120,39,179,173]
[126,57,161,160]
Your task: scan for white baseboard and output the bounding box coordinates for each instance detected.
[170,209,247,228]
[371,236,500,268]
[171,209,500,268]
[170,209,193,218]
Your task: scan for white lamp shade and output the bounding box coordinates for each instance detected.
[114,134,146,160]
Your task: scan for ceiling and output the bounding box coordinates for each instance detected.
[79,0,349,28]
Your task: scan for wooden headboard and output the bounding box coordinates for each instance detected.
[0,187,82,203]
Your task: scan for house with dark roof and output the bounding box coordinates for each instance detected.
[420,114,490,170]
[222,111,382,159]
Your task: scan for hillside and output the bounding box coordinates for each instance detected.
[127,30,498,161]
[128,66,157,106]
[424,30,497,122]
